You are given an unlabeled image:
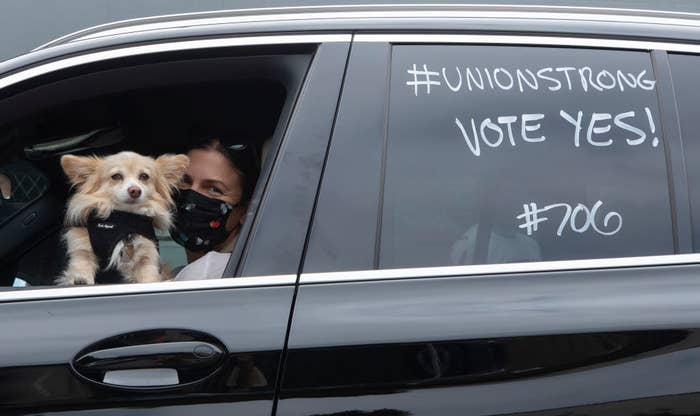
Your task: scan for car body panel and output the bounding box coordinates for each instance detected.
[279,264,700,415]
[0,287,292,414]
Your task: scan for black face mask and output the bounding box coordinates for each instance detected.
[170,189,235,252]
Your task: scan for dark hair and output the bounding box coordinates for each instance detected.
[189,134,261,205]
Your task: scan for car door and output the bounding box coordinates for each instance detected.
[276,37,700,415]
[0,35,349,415]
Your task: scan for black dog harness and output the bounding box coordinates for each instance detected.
[87,211,157,284]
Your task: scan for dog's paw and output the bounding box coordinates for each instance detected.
[55,274,94,286]
[73,277,90,285]
[129,271,163,284]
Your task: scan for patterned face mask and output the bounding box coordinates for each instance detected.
[170,189,235,252]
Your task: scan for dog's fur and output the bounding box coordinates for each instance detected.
[57,151,189,285]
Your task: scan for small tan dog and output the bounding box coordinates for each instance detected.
[58,151,188,285]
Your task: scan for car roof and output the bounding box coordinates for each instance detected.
[34,3,700,50]
[4,3,700,80]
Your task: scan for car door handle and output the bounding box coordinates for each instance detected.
[72,329,227,390]
[75,341,223,370]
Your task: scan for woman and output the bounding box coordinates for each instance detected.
[170,135,260,280]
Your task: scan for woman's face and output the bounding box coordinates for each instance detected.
[180,146,247,248]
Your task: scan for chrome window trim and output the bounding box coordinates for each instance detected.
[35,5,700,49]
[0,274,297,303]
[301,253,700,284]
[354,33,700,53]
[0,34,351,91]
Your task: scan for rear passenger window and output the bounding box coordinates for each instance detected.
[380,45,673,269]
[669,53,700,252]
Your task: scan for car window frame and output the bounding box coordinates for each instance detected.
[0,33,352,303]
[234,40,351,278]
[301,33,697,284]
[666,51,700,253]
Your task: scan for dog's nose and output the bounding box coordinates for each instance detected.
[128,186,142,199]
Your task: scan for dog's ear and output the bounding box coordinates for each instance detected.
[60,155,100,186]
[155,154,189,188]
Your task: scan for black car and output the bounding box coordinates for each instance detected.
[2,4,700,415]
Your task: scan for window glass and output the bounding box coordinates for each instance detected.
[669,53,700,251]
[381,45,673,269]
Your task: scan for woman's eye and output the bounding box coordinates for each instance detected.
[209,186,223,195]
[139,173,150,181]
[111,173,123,181]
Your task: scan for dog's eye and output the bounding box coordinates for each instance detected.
[139,173,150,181]
[111,173,123,181]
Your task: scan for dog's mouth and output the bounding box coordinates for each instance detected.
[115,196,143,207]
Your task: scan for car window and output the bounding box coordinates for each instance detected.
[669,53,700,252]
[307,44,675,272]
[382,45,673,268]
[0,49,312,288]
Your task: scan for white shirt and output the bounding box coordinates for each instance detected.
[173,251,230,281]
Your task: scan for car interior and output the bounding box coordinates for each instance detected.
[0,47,312,288]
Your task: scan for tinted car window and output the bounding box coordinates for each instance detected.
[669,53,700,252]
[379,45,673,269]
